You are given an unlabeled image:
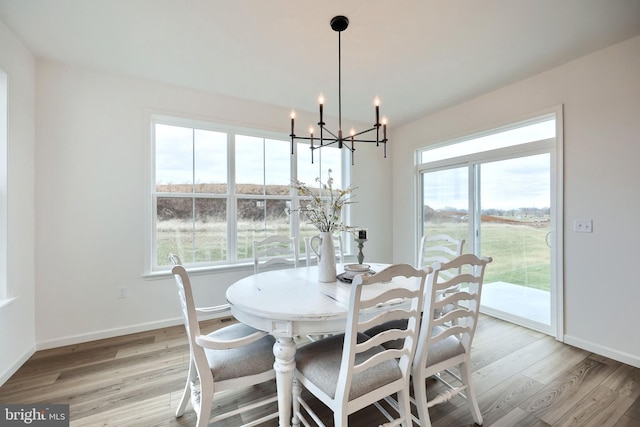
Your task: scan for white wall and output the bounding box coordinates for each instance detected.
[33,61,392,348]
[392,36,640,367]
[0,19,37,383]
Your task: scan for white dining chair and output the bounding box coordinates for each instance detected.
[292,263,427,427]
[252,235,299,274]
[367,254,491,426]
[171,264,278,427]
[412,254,492,427]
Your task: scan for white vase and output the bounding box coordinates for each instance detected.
[310,232,337,282]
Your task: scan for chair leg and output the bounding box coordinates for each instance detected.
[460,361,483,425]
[396,387,413,427]
[176,359,196,417]
[197,374,214,427]
[334,410,348,427]
[412,370,433,427]
[292,376,301,427]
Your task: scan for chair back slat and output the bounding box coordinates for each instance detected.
[351,348,406,375]
[359,307,418,334]
[433,291,475,309]
[418,233,465,269]
[433,307,473,327]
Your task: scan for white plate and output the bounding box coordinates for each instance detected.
[344,263,370,273]
[343,264,372,279]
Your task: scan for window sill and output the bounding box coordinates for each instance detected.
[143,262,254,280]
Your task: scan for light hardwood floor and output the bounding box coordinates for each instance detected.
[1,314,639,426]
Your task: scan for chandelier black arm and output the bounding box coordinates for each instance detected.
[349,124,380,138]
[292,134,386,145]
[290,135,341,147]
[291,131,387,145]
[311,138,341,150]
[350,137,388,143]
[319,125,339,141]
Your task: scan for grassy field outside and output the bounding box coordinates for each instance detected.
[157,219,319,266]
[425,219,551,292]
[158,218,551,293]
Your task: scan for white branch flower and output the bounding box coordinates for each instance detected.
[287,169,356,233]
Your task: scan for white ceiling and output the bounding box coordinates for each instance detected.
[1,0,639,125]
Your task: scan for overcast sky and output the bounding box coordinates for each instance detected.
[155,124,344,189]
[424,153,550,211]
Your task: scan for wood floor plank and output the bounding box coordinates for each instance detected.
[601,363,640,400]
[520,356,621,424]
[1,314,639,427]
[471,323,543,372]
[623,395,640,422]
[473,335,565,393]
[552,385,635,427]
[614,416,640,427]
[520,343,592,385]
[489,407,550,427]
[474,374,546,425]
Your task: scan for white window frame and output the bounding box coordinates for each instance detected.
[146,114,348,274]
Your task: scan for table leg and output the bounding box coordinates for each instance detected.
[273,337,296,427]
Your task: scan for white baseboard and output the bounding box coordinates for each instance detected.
[563,335,640,369]
[0,345,35,386]
[36,312,226,351]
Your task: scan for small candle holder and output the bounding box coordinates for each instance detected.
[354,228,368,265]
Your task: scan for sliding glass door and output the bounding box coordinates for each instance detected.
[421,166,469,245]
[417,112,562,336]
[477,154,552,330]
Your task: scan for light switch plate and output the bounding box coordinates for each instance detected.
[574,219,592,233]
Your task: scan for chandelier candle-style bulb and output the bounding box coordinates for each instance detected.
[288,15,388,164]
[290,110,295,134]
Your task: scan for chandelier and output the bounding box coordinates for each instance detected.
[289,15,388,165]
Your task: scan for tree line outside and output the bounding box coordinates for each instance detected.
[156,183,332,266]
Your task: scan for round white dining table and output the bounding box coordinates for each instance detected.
[226,263,389,427]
